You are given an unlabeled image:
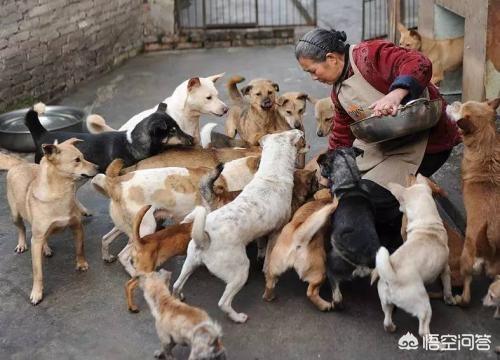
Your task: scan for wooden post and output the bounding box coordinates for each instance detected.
[387,0,402,44]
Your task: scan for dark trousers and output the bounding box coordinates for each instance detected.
[365,150,452,251]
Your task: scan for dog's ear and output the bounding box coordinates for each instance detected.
[316,153,328,167]
[246,156,260,171]
[387,182,405,204]
[241,85,253,96]
[63,137,83,146]
[276,96,288,107]
[272,82,280,92]
[207,72,225,83]
[352,147,364,157]
[187,77,201,92]
[157,102,168,112]
[397,22,408,34]
[297,93,311,103]
[487,97,500,111]
[42,143,60,159]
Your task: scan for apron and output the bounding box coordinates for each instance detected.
[336,45,433,189]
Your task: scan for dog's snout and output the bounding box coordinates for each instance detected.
[294,122,301,129]
[222,106,229,114]
[317,129,324,137]
[261,98,273,109]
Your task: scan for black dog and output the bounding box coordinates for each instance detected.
[25,103,194,172]
[317,147,380,308]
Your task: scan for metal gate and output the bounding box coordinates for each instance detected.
[362,0,417,40]
[176,0,317,30]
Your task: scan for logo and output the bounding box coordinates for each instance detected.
[398,332,419,350]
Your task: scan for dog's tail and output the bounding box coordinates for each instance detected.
[226,75,245,102]
[190,206,210,249]
[0,151,27,171]
[24,109,47,143]
[200,123,218,149]
[86,114,116,134]
[372,247,397,285]
[132,205,151,245]
[91,159,124,198]
[106,159,124,178]
[292,199,338,246]
[199,163,224,209]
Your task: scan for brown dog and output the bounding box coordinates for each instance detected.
[446,98,500,306]
[122,146,261,174]
[225,76,286,145]
[313,97,334,137]
[398,23,464,85]
[5,138,98,304]
[140,269,226,360]
[276,92,312,130]
[263,199,338,311]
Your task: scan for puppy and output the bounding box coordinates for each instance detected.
[92,156,259,266]
[225,76,282,145]
[371,174,455,337]
[291,169,320,213]
[398,23,464,85]
[140,269,226,360]
[173,129,306,322]
[317,148,381,307]
[446,98,500,306]
[276,92,312,130]
[87,74,228,143]
[5,138,98,304]
[122,146,261,174]
[305,150,329,188]
[313,97,334,137]
[263,199,338,311]
[483,276,500,319]
[26,103,194,172]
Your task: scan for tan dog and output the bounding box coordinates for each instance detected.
[140,269,226,360]
[372,174,455,337]
[398,23,464,85]
[403,175,464,287]
[122,146,261,174]
[446,98,500,306]
[225,76,284,145]
[263,199,338,311]
[5,138,98,304]
[304,150,329,188]
[276,92,312,130]
[483,276,500,319]
[313,97,334,137]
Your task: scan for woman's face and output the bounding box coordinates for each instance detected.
[298,53,344,85]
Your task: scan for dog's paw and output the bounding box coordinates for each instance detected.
[30,289,43,305]
[15,244,28,253]
[43,244,53,257]
[76,260,89,271]
[443,295,456,306]
[102,254,116,263]
[317,301,333,312]
[173,290,185,301]
[384,323,397,333]
[230,312,248,323]
[128,306,140,314]
[453,294,470,307]
[262,289,275,302]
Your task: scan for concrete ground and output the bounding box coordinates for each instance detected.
[0,46,499,360]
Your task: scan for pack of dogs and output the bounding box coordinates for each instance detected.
[1,71,498,358]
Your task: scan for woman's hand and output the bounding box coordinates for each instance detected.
[369,88,409,116]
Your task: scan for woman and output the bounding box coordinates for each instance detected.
[296,28,460,246]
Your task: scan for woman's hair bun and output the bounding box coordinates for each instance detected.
[329,29,347,42]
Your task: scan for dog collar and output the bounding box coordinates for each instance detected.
[330,239,368,271]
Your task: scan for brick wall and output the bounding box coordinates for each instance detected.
[0,0,144,112]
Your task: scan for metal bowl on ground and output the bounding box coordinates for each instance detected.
[349,98,442,144]
[0,106,86,152]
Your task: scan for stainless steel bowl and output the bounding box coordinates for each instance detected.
[349,98,442,144]
[0,106,86,152]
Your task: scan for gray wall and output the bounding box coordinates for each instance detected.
[0,0,144,111]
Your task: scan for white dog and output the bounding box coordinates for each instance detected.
[172,129,306,323]
[87,74,228,144]
[371,174,455,337]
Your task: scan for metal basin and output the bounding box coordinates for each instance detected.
[349,98,442,144]
[0,106,85,152]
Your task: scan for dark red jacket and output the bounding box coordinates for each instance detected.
[329,40,461,154]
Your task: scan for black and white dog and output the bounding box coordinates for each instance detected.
[25,103,194,172]
[317,147,380,309]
